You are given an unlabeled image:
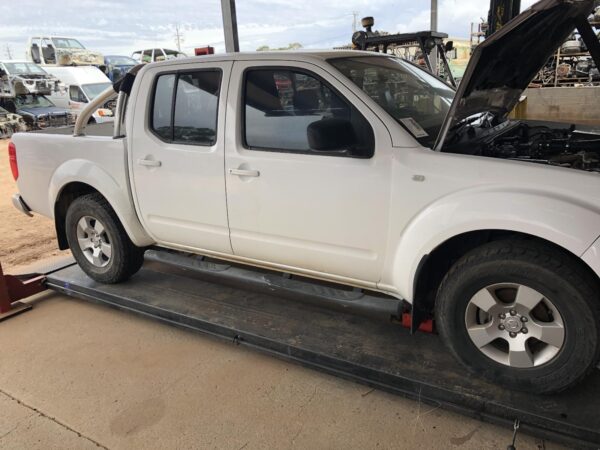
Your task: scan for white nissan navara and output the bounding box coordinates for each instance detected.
[9,0,600,393]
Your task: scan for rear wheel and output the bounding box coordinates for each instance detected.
[435,239,600,394]
[66,193,145,284]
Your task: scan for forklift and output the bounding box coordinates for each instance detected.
[351,17,457,87]
[487,0,522,36]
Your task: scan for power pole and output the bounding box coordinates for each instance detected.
[5,44,13,60]
[430,0,438,32]
[221,0,240,53]
[174,24,185,52]
[430,0,438,75]
[352,11,359,32]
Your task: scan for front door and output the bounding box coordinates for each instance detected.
[130,61,233,254]
[225,61,393,284]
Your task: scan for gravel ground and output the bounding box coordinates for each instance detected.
[0,138,66,270]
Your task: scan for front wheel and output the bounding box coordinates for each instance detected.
[435,239,600,394]
[65,193,145,284]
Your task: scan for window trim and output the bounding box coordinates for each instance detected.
[241,65,375,159]
[149,67,223,147]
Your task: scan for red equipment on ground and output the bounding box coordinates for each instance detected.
[0,262,46,321]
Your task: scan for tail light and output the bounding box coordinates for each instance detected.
[8,141,18,181]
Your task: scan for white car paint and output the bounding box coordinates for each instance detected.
[11,50,600,301]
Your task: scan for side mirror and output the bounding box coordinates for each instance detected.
[307,118,357,151]
[0,69,6,78]
[445,41,454,52]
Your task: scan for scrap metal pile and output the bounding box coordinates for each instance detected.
[0,106,26,138]
[532,6,600,86]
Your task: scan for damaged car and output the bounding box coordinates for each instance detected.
[27,36,104,67]
[0,94,74,130]
[0,61,60,98]
[0,106,26,138]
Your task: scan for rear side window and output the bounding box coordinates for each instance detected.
[151,74,175,141]
[244,68,374,157]
[150,70,221,146]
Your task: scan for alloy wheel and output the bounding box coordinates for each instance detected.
[464,283,565,368]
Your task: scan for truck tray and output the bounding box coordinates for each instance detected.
[46,258,600,448]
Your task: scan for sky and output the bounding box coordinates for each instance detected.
[0,0,537,59]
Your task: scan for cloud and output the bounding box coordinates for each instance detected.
[0,0,541,59]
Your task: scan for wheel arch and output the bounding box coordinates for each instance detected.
[51,163,154,250]
[410,229,600,332]
[54,181,98,249]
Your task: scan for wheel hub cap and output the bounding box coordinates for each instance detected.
[503,316,522,333]
[76,216,112,268]
[464,283,565,368]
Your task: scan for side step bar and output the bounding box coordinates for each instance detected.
[144,249,404,322]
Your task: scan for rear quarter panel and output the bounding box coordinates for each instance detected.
[11,131,153,246]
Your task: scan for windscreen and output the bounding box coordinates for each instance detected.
[52,38,85,49]
[82,82,112,100]
[164,49,187,59]
[3,62,48,75]
[107,56,137,65]
[15,95,55,108]
[329,56,455,148]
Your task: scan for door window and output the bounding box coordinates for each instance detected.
[69,85,87,103]
[150,70,221,146]
[41,38,56,64]
[142,50,153,63]
[243,68,374,157]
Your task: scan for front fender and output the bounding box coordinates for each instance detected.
[49,159,154,247]
[388,186,600,302]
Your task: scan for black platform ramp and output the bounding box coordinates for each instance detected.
[46,258,600,449]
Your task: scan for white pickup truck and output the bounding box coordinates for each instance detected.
[9,0,600,393]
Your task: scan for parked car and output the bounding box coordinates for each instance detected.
[131,48,187,63]
[0,60,60,98]
[44,66,114,124]
[104,55,137,82]
[27,36,104,67]
[0,106,26,138]
[9,0,600,395]
[0,94,74,130]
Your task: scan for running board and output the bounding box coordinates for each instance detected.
[145,249,403,322]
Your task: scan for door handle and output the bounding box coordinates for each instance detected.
[137,158,162,167]
[229,168,260,177]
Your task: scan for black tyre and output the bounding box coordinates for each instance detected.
[435,239,600,394]
[65,193,145,284]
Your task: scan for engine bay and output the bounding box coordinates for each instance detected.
[444,117,600,173]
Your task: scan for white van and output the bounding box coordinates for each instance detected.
[44,66,114,123]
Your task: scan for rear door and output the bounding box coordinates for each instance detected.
[224,60,393,284]
[130,61,233,254]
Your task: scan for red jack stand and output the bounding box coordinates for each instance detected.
[0,262,46,322]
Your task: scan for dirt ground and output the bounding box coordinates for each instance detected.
[0,138,66,270]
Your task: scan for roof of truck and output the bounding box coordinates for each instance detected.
[43,65,110,85]
[146,50,379,68]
